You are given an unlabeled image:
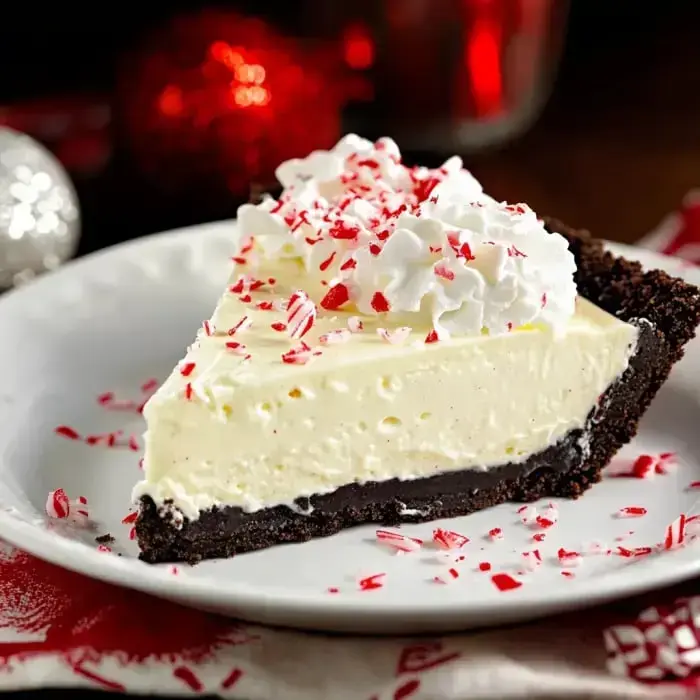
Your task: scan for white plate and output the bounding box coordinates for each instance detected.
[1,222,699,635]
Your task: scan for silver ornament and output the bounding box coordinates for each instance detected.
[0,127,80,288]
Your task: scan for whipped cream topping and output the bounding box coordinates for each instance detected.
[237,134,577,338]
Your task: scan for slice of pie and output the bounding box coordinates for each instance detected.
[133,136,700,564]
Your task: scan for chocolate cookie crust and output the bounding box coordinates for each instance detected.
[136,221,700,564]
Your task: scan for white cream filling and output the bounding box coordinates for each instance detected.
[133,287,638,519]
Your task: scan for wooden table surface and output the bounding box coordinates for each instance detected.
[469,4,700,245]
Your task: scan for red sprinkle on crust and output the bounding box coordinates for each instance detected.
[320,283,350,310]
[358,573,385,591]
[491,573,522,592]
[179,362,196,377]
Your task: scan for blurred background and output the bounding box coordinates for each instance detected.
[0,0,699,283]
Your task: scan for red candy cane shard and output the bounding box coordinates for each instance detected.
[286,290,316,339]
[320,283,350,310]
[617,506,648,518]
[55,425,80,440]
[433,568,460,584]
[488,527,503,541]
[557,548,582,567]
[432,528,469,550]
[491,573,522,592]
[664,513,688,550]
[375,529,423,553]
[358,573,386,591]
[46,489,70,519]
[141,378,159,393]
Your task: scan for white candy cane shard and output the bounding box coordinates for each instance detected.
[376,327,412,344]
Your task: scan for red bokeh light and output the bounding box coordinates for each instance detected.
[118,12,358,195]
[343,23,375,71]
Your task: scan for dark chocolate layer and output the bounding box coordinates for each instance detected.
[136,222,700,564]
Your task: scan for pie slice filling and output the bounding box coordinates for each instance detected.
[133,136,700,563]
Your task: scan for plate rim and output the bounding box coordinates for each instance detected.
[1,221,700,630]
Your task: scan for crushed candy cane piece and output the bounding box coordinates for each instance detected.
[319,329,351,346]
[517,505,538,525]
[664,513,688,550]
[377,327,412,344]
[611,452,677,479]
[535,515,556,529]
[478,562,491,572]
[286,290,316,338]
[46,489,88,523]
[433,568,460,584]
[282,342,318,365]
[55,425,80,440]
[228,315,252,335]
[358,573,385,591]
[488,527,503,541]
[141,378,159,393]
[521,549,542,571]
[557,548,582,567]
[491,573,522,592]
[433,528,469,550]
[375,529,422,553]
[347,316,364,333]
[617,506,648,518]
[46,489,70,519]
[97,544,111,553]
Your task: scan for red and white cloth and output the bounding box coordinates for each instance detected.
[1,197,700,700]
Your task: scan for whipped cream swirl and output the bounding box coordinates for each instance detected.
[237,135,577,337]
